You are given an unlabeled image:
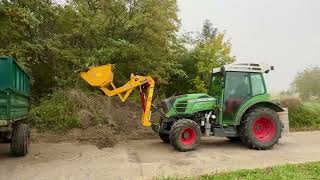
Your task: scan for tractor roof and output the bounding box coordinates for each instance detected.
[212,63,274,74]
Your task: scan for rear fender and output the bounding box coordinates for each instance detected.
[235,101,284,125]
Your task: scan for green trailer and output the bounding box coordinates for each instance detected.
[0,56,30,156]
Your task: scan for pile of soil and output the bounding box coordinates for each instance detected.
[32,89,159,148]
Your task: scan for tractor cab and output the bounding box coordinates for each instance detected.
[210,63,274,125]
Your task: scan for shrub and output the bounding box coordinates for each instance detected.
[28,91,81,132]
[281,98,320,130]
[288,106,320,130]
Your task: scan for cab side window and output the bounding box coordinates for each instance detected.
[224,72,251,101]
[250,73,266,96]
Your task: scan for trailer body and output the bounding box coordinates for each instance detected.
[0,56,30,126]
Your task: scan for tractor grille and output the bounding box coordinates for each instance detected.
[161,95,187,114]
[174,100,188,113]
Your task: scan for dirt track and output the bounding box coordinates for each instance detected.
[1,131,320,180]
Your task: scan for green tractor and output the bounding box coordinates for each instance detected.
[152,63,284,151]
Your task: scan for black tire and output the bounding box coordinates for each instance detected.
[10,123,30,156]
[159,133,170,143]
[240,107,282,150]
[169,119,201,151]
[226,137,241,142]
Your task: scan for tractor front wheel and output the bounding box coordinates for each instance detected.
[169,119,201,151]
[240,107,281,150]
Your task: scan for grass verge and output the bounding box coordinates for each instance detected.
[158,161,320,180]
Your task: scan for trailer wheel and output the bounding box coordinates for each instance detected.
[240,107,281,150]
[159,133,170,143]
[10,123,30,156]
[169,119,201,151]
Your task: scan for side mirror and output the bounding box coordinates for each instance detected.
[270,66,274,70]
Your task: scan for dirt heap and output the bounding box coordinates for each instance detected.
[32,89,158,148]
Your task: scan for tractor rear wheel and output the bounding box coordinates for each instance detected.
[169,119,201,151]
[159,133,170,143]
[240,107,281,150]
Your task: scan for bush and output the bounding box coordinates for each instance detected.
[281,98,320,130]
[289,106,320,130]
[28,91,81,132]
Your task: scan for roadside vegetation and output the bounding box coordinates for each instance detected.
[289,101,320,131]
[280,66,320,131]
[280,98,320,131]
[158,161,320,180]
[28,90,81,132]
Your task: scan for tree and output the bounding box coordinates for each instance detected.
[0,0,59,98]
[201,19,217,41]
[164,20,235,95]
[293,67,320,100]
[191,32,235,92]
[0,0,184,99]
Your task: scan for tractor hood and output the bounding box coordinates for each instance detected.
[161,93,217,117]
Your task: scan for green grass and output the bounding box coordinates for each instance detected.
[158,162,320,180]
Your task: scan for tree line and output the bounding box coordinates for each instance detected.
[0,0,235,101]
[282,67,320,100]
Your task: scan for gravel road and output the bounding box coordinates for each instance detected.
[0,131,319,180]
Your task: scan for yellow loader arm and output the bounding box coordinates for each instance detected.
[80,64,154,127]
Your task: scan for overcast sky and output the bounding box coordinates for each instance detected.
[178,0,320,92]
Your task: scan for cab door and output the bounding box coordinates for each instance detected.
[222,72,251,124]
[221,71,267,125]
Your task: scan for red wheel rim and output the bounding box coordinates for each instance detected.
[180,128,196,145]
[253,116,276,142]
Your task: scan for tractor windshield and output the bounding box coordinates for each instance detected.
[208,72,222,97]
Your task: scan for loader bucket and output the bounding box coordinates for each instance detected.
[80,64,113,87]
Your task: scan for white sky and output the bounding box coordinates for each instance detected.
[178,0,320,92]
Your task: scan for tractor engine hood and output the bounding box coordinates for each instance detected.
[161,93,217,116]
